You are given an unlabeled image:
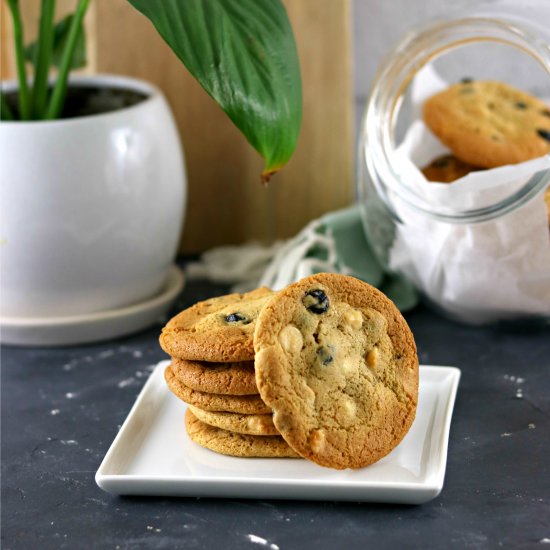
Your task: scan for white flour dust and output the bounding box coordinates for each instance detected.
[117,378,135,389]
[246,534,279,550]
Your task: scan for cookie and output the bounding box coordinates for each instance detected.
[171,358,258,396]
[160,287,274,362]
[254,273,418,470]
[165,366,271,414]
[185,409,300,458]
[424,80,550,168]
[188,405,278,436]
[422,154,480,183]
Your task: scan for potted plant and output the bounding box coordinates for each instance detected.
[0,0,301,344]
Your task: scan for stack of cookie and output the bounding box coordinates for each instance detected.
[420,80,550,221]
[160,287,300,458]
[161,273,419,470]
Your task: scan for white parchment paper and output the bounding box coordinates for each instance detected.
[388,66,550,323]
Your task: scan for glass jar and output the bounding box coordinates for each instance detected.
[358,0,550,325]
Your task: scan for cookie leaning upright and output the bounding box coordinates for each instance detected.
[423,80,550,168]
[160,287,274,362]
[253,273,418,470]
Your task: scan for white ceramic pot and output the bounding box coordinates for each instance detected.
[0,75,186,318]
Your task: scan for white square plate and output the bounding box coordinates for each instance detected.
[96,361,460,504]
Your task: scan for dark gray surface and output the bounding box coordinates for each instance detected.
[2,279,549,550]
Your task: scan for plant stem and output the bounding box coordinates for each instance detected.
[45,0,89,120]
[1,90,15,121]
[32,0,57,118]
[6,0,31,120]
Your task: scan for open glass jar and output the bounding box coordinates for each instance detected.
[358,0,550,325]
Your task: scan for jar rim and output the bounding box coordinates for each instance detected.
[361,16,550,224]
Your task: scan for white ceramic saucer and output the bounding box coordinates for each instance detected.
[0,265,185,347]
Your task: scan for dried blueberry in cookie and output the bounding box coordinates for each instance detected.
[224,312,250,324]
[317,346,334,366]
[303,289,330,314]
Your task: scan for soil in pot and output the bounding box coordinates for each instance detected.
[4,85,148,120]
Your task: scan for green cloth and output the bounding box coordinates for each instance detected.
[316,206,419,312]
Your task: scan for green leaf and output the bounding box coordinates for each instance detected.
[1,90,15,120]
[25,14,86,70]
[127,0,302,181]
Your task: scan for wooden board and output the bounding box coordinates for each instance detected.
[0,1,96,79]
[1,2,15,80]
[1,0,354,252]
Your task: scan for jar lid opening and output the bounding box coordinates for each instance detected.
[362,16,550,224]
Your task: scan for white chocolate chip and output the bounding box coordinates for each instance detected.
[342,398,356,418]
[344,309,363,330]
[310,429,326,453]
[341,357,356,375]
[366,347,379,369]
[247,416,263,431]
[278,325,303,354]
[303,384,316,406]
[337,398,356,425]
